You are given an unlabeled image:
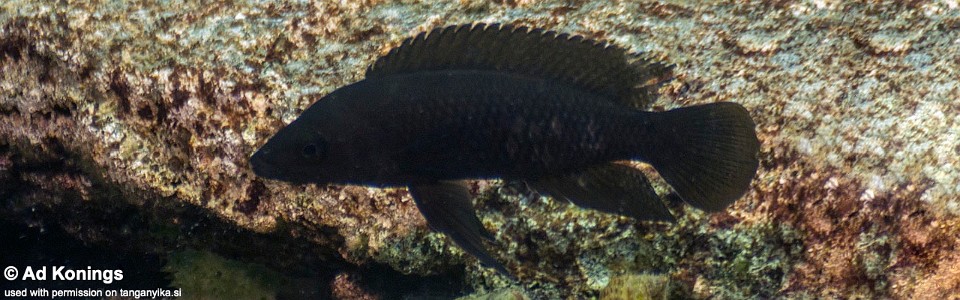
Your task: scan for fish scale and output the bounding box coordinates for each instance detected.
[250,23,760,276]
[364,71,628,179]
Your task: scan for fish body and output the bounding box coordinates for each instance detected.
[253,70,650,185]
[250,24,760,275]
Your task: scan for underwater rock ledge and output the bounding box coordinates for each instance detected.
[2,0,960,298]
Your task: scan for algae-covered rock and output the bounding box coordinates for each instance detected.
[2,0,959,298]
[457,287,528,300]
[165,249,284,300]
[601,273,670,300]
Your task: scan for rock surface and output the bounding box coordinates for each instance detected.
[2,0,958,298]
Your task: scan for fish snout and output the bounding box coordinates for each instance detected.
[249,148,280,179]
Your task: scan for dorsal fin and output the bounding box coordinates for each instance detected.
[366,23,675,108]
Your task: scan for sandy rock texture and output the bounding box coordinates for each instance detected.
[1,0,958,298]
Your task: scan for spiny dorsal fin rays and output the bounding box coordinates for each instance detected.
[366,23,675,109]
[626,54,676,108]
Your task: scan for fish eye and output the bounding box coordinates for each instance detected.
[302,144,317,157]
[300,139,327,160]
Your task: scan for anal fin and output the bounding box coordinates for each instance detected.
[408,181,509,275]
[527,163,675,222]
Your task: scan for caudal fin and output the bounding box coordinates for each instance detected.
[644,102,760,212]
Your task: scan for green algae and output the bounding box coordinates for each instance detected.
[164,249,284,300]
[369,230,457,275]
[700,221,802,298]
[608,209,804,299]
[600,273,670,300]
[456,287,528,300]
[854,226,895,292]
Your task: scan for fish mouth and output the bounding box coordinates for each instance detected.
[250,148,315,184]
[249,149,283,180]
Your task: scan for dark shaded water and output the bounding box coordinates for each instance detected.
[1,218,472,299]
[0,219,171,291]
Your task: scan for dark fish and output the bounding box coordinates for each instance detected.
[250,23,760,275]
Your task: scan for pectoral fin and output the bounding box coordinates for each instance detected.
[528,163,675,222]
[408,181,509,275]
